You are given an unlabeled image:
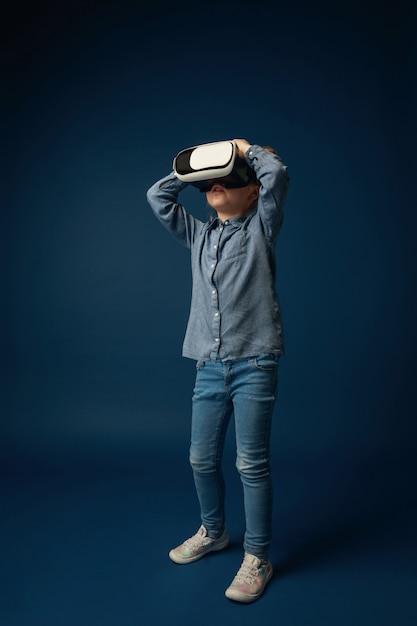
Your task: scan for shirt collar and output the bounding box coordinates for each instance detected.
[223,209,257,226]
[207,208,257,230]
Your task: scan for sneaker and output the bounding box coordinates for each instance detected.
[225,553,273,603]
[169,525,229,564]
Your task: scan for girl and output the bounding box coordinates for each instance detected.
[146,138,289,602]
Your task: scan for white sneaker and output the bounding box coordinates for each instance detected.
[169,525,229,564]
[225,553,273,603]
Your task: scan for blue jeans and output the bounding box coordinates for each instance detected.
[189,354,279,561]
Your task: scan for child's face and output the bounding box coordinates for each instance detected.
[205,181,259,220]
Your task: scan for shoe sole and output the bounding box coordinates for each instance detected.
[169,534,229,564]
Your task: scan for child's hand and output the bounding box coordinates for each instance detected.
[233,138,251,158]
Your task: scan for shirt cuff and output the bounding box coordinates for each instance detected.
[245,144,263,163]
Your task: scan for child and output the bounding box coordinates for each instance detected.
[146,138,290,602]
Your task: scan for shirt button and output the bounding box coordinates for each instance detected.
[215,338,220,343]
[224,220,229,225]
[215,312,219,317]
[212,289,216,295]
[213,244,217,249]
[211,263,215,269]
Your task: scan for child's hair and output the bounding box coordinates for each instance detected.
[262,145,278,155]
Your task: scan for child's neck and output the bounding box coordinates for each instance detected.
[216,209,248,223]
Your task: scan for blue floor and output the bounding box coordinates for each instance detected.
[1,447,415,626]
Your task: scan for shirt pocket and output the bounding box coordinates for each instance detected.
[222,232,247,261]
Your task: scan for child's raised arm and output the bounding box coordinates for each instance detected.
[235,139,290,241]
[146,171,204,249]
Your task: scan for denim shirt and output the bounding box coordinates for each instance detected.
[146,144,290,362]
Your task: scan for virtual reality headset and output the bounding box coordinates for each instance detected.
[173,140,257,192]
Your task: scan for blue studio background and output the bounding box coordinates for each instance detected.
[1,1,416,625]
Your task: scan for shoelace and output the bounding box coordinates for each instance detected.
[234,558,261,585]
[183,529,211,550]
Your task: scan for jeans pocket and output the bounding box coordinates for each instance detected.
[253,354,279,371]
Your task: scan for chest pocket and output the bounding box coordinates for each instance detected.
[222,231,247,261]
